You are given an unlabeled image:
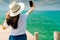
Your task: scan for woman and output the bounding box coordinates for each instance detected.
[1,1,35,40]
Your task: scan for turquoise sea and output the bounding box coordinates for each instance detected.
[0,10,60,40]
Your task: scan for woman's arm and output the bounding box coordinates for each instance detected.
[0,11,10,30]
[26,1,35,15]
[6,11,10,18]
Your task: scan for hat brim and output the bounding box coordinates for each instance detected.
[10,3,25,17]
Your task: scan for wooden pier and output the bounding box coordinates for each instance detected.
[0,27,38,40]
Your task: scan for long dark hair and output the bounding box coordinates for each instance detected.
[6,14,20,29]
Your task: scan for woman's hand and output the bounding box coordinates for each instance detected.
[26,1,35,15]
[0,24,7,30]
[3,26,7,30]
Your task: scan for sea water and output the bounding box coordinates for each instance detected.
[0,10,60,40]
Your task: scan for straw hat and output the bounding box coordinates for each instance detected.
[9,1,25,17]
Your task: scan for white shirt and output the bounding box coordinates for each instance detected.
[3,14,28,36]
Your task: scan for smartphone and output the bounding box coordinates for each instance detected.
[29,1,33,7]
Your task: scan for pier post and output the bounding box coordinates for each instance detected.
[54,31,60,40]
[34,32,38,40]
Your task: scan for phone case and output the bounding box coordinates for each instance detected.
[29,1,33,7]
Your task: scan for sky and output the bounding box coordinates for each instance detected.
[0,0,60,10]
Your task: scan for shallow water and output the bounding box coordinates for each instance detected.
[0,10,60,40]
